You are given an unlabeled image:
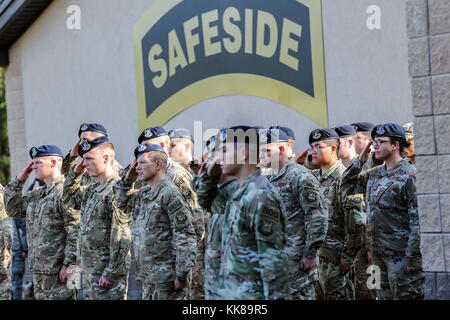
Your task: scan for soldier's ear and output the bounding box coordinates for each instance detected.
[279,145,286,153]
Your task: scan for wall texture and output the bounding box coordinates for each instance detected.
[406,0,450,299]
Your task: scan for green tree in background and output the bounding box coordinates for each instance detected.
[0,68,10,185]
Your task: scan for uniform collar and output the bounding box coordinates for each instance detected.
[269,158,294,181]
[319,159,343,181]
[94,173,118,193]
[43,175,64,196]
[231,168,261,201]
[145,177,169,201]
[381,158,409,175]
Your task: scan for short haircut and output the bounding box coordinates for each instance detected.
[326,139,340,155]
[96,142,116,162]
[148,151,168,170]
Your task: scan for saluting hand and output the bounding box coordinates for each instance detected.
[198,162,207,175]
[70,139,82,158]
[17,162,33,182]
[74,159,86,174]
[126,159,138,182]
[359,140,373,164]
[206,156,221,178]
[295,149,309,165]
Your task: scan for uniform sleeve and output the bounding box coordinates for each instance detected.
[58,195,80,267]
[62,166,85,210]
[61,152,78,177]
[251,196,289,300]
[166,192,197,281]
[341,157,370,196]
[101,196,132,282]
[293,175,329,259]
[191,172,220,212]
[112,175,140,215]
[339,183,366,265]
[303,154,320,171]
[4,178,29,219]
[405,174,422,268]
[0,211,13,275]
[174,170,205,243]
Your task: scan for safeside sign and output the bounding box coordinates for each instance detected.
[134,0,328,130]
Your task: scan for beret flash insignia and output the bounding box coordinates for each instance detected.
[81,140,91,151]
[137,144,147,152]
[80,123,88,131]
[312,130,321,140]
[376,126,385,135]
[31,147,38,158]
[144,129,153,138]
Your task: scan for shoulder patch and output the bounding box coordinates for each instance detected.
[168,199,183,213]
[260,204,280,220]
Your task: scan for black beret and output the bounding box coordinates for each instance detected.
[309,128,339,145]
[138,126,168,144]
[29,145,64,159]
[219,126,260,145]
[78,136,110,157]
[168,128,193,142]
[134,143,166,159]
[334,125,357,138]
[259,128,289,144]
[269,125,296,140]
[351,122,376,132]
[78,123,108,138]
[371,123,406,139]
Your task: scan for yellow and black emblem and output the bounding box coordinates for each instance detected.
[81,140,91,151]
[312,130,321,140]
[376,126,385,135]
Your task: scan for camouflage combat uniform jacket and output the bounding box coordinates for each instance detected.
[313,160,366,264]
[0,185,12,275]
[113,176,197,284]
[219,169,290,300]
[269,160,328,292]
[4,176,79,274]
[341,158,422,273]
[63,167,131,282]
[192,172,239,299]
[0,185,13,299]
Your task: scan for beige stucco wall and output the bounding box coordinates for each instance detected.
[5,0,413,171]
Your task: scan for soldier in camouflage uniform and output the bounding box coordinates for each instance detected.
[341,123,424,300]
[63,137,131,300]
[335,125,377,300]
[192,134,239,300]
[308,128,366,300]
[4,145,79,300]
[259,128,328,300]
[62,122,123,186]
[135,126,205,299]
[114,143,197,300]
[402,122,415,164]
[205,126,289,299]
[0,184,13,300]
[168,128,207,299]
